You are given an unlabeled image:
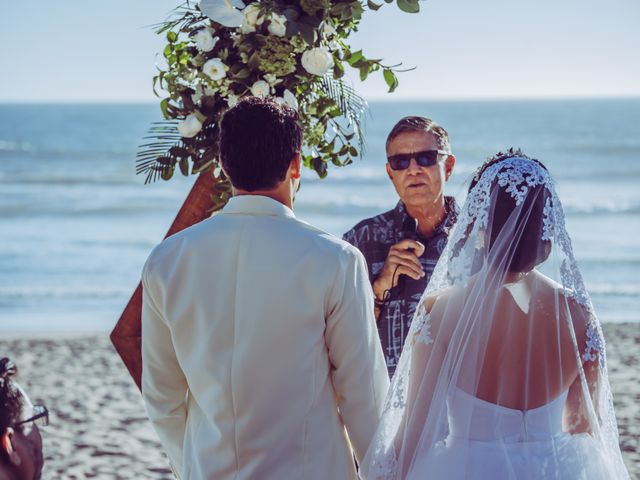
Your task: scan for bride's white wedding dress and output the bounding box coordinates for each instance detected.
[407,387,612,480]
[361,154,629,479]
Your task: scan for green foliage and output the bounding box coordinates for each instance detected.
[397,0,420,13]
[138,0,419,193]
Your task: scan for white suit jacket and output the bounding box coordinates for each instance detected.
[141,195,389,480]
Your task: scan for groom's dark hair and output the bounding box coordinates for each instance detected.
[219,96,302,191]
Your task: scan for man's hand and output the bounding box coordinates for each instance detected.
[372,239,426,302]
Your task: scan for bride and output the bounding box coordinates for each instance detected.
[361,151,630,479]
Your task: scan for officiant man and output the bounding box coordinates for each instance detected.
[343,116,458,377]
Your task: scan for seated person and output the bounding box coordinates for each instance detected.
[0,358,47,480]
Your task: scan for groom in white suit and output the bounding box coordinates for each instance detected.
[141,96,389,480]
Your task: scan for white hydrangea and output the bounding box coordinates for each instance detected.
[263,73,282,86]
[227,94,239,107]
[191,85,204,105]
[240,3,262,33]
[268,13,287,37]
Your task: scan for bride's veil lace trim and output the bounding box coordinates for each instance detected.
[361,154,629,480]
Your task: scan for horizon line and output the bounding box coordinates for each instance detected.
[1,94,640,105]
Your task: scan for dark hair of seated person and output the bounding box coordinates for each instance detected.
[0,358,22,447]
[0,358,44,480]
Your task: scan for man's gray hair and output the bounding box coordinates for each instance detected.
[386,116,451,153]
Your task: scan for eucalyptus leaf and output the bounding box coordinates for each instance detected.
[179,158,190,176]
[347,50,363,66]
[160,163,175,181]
[299,23,316,45]
[160,98,171,119]
[234,67,251,80]
[397,0,420,13]
[383,69,399,93]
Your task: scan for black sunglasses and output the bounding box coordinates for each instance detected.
[15,405,49,428]
[387,149,449,171]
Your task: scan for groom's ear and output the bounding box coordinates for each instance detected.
[290,153,302,180]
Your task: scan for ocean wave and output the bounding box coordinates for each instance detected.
[588,284,640,296]
[0,140,36,153]
[0,140,135,157]
[0,204,174,217]
[297,196,392,214]
[561,200,640,215]
[6,176,139,186]
[0,286,131,299]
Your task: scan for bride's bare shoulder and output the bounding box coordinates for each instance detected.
[531,270,591,329]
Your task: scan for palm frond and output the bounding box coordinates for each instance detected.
[149,1,211,38]
[136,120,220,184]
[136,121,184,184]
[319,76,369,154]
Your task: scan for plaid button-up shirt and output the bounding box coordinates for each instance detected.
[343,197,458,378]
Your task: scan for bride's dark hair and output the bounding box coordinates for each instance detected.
[470,149,552,273]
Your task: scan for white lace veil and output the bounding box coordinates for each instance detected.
[361,154,629,479]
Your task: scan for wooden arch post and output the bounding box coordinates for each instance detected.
[110,171,217,390]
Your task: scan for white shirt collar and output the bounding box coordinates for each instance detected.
[221,195,296,219]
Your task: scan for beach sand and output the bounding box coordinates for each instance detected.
[1,323,638,479]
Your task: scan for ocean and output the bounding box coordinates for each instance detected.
[1,100,639,332]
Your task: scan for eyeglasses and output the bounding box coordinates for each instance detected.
[387,149,450,171]
[15,405,49,428]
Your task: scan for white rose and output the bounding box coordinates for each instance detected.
[202,58,227,81]
[301,47,334,76]
[268,13,287,37]
[177,114,203,138]
[250,80,270,97]
[282,89,298,110]
[227,94,239,108]
[240,3,262,33]
[263,73,282,86]
[194,28,216,52]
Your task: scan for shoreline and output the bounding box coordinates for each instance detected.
[1,323,637,479]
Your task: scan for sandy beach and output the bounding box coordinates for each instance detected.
[1,323,638,479]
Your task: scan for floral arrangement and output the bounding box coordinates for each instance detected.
[137,0,419,206]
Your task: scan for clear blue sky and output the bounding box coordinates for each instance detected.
[1,0,638,101]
